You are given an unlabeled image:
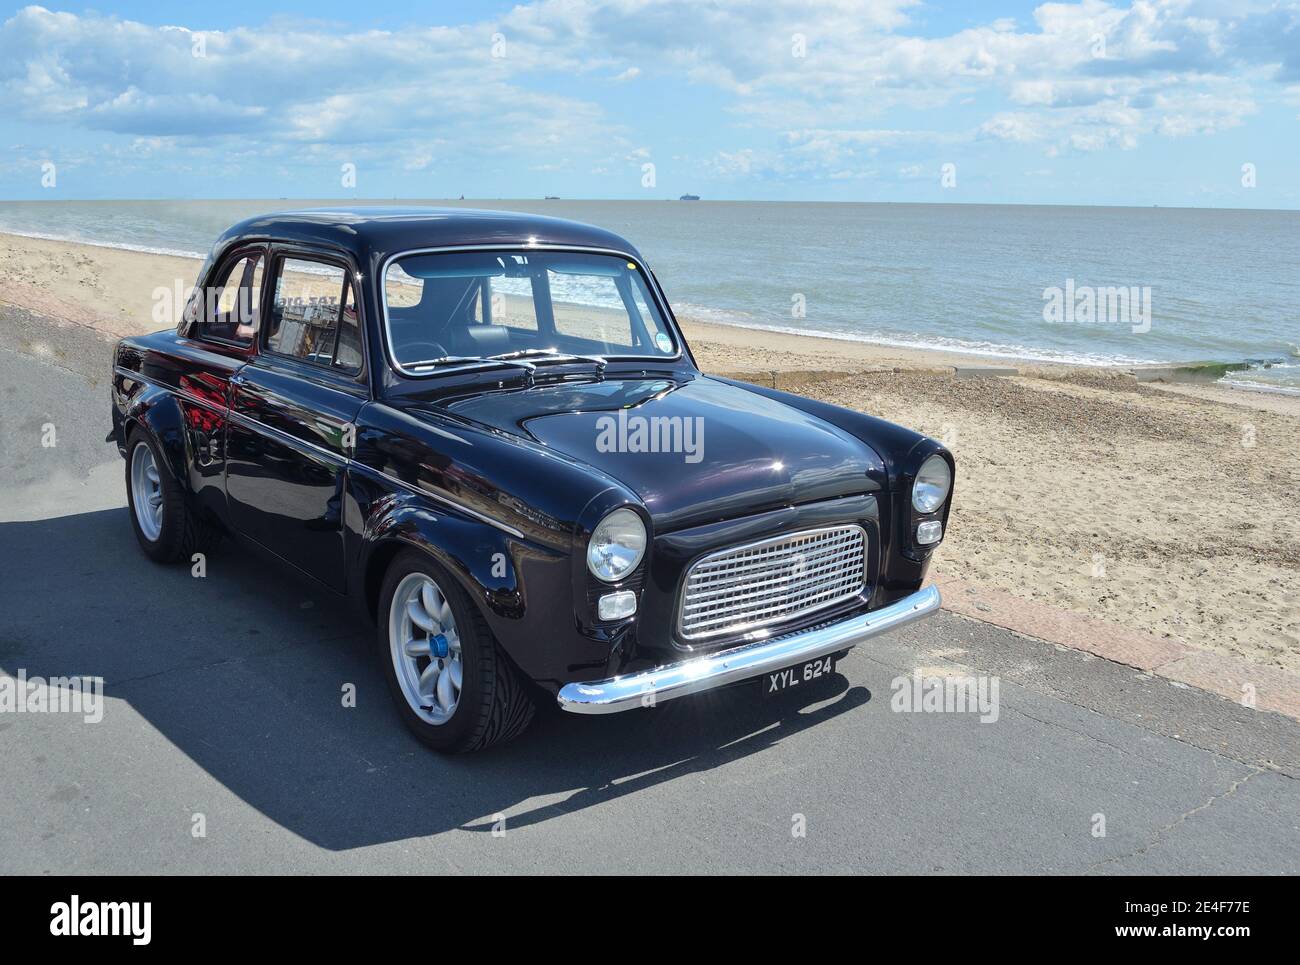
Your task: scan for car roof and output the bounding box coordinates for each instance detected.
[215,206,646,267]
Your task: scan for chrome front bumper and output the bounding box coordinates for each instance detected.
[556,585,942,715]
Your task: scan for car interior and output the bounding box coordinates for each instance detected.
[198,253,262,343]
[386,254,674,368]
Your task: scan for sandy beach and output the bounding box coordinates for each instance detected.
[3,230,1297,677]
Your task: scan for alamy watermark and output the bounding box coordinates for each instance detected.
[890,669,999,723]
[1042,279,1151,334]
[0,669,103,723]
[596,409,704,464]
[50,896,150,945]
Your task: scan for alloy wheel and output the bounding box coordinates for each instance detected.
[130,441,164,542]
[388,572,463,725]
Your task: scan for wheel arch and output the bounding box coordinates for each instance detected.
[362,536,412,623]
[122,388,193,493]
[353,484,605,690]
[356,505,525,627]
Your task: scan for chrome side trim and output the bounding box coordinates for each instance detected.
[378,243,685,378]
[114,365,526,539]
[557,585,941,714]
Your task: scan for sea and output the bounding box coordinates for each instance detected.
[1,199,1296,393]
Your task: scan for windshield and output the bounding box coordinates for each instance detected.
[383,250,679,372]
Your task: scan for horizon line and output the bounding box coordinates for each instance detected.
[1,197,1296,214]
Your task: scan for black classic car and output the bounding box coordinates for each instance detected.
[109,208,954,752]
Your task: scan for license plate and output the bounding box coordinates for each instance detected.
[762,655,835,697]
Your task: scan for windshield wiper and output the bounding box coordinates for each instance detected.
[487,348,607,376]
[405,355,537,375]
[404,348,608,382]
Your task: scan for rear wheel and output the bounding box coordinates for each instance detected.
[378,550,535,753]
[125,428,210,563]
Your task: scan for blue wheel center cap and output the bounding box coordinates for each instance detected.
[430,633,449,659]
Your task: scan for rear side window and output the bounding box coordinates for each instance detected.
[265,257,362,374]
[199,252,263,343]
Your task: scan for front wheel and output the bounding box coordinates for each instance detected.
[378,550,535,753]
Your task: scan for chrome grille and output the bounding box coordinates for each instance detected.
[677,525,867,642]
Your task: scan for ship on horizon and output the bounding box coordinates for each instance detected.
[679,193,700,201]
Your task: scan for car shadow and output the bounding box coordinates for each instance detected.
[0,507,872,851]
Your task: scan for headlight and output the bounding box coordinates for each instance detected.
[586,508,647,582]
[911,455,952,514]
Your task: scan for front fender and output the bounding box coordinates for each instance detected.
[352,484,612,690]
[711,376,955,601]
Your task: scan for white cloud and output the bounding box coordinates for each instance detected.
[0,0,1291,185]
[0,4,617,172]
[403,152,436,172]
[708,148,758,176]
[980,112,1047,143]
[499,0,1286,171]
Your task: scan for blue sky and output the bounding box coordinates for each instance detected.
[1,1,1297,206]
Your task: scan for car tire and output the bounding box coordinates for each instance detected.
[125,428,211,564]
[378,550,535,753]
